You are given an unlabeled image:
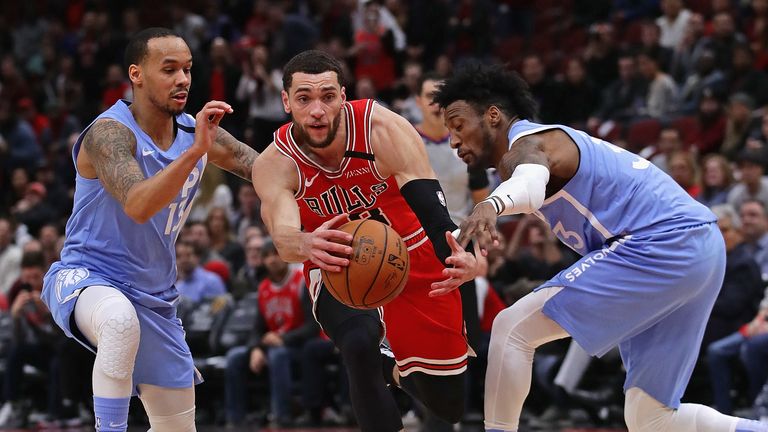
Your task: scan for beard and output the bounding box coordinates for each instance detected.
[292,114,341,149]
[149,93,185,117]
[467,126,495,169]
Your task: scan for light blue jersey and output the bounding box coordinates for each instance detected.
[507,120,715,255]
[507,121,725,409]
[42,100,205,391]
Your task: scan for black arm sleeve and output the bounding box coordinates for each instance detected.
[400,179,458,265]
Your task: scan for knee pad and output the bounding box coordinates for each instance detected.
[147,406,195,432]
[403,374,465,424]
[335,316,380,366]
[94,296,140,380]
[624,387,740,432]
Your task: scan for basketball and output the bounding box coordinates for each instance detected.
[321,219,410,309]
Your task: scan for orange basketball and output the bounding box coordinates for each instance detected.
[321,219,410,309]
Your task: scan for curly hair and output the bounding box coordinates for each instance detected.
[433,63,538,120]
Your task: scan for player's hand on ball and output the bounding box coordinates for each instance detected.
[302,213,353,273]
[457,201,500,254]
[429,232,479,297]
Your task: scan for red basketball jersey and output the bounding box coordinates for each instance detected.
[273,99,468,376]
[257,268,305,334]
[273,99,428,253]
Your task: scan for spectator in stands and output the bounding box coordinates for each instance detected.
[583,22,619,87]
[728,149,768,210]
[740,199,768,279]
[702,205,764,349]
[37,223,61,270]
[0,251,59,428]
[235,44,287,153]
[99,64,131,113]
[671,12,707,82]
[11,182,55,238]
[728,43,768,107]
[722,92,759,159]
[690,88,727,155]
[224,241,318,427]
[0,218,22,295]
[587,54,646,131]
[698,154,735,208]
[175,241,227,304]
[668,150,701,198]
[0,98,42,174]
[232,183,263,245]
[637,49,679,118]
[640,126,684,173]
[657,0,693,49]
[739,290,768,413]
[678,50,726,114]
[747,112,768,151]
[231,234,267,300]
[503,215,578,282]
[184,220,225,265]
[16,98,51,153]
[350,0,398,102]
[520,54,563,124]
[560,57,600,129]
[638,21,674,73]
[703,12,748,71]
[196,37,244,136]
[206,206,244,273]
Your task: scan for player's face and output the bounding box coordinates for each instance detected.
[443,101,494,168]
[134,36,192,116]
[416,79,443,121]
[283,71,346,149]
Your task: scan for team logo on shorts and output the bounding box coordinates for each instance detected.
[436,191,446,207]
[55,268,89,303]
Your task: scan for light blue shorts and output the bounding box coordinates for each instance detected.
[539,222,725,408]
[42,263,203,395]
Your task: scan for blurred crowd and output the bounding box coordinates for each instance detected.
[1,0,768,429]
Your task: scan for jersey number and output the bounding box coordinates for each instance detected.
[349,208,392,226]
[552,221,585,251]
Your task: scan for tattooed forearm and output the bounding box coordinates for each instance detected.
[215,127,258,181]
[82,119,145,205]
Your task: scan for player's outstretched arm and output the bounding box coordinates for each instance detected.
[82,101,232,223]
[251,145,352,272]
[208,126,259,182]
[371,104,478,282]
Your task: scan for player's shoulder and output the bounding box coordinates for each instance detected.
[84,118,135,146]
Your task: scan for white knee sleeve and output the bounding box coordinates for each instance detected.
[484,287,569,431]
[624,387,739,432]
[146,407,196,432]
[140,384,196,432]
[75,285,140,380]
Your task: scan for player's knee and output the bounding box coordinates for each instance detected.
[413,374,466,423]
[94,296,140,380]
[491,305,531,347]
[624,387,671,432]
[146,406,195,432]
[335,318,380,366]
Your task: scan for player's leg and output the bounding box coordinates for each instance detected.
[74,285,140,432]
[484,286,569,432]
[137,384,195,432]
[399,372,466,424]
[624,387,767,432]
[311,270,403,432]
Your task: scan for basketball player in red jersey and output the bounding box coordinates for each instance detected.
[251,50,479,431]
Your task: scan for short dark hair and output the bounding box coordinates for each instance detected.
[124,27,181,69]
[433,63,537,120]
[21,251,44,269]
[416,71,444,97]
[282,50,345,91]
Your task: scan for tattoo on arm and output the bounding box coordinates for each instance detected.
[82,119,144,205]
[215,127,258,181]
[500,135,549,179]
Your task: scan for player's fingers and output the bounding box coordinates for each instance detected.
[321,213,349,229]
[318,250,349,267]
[441,267,466,279]
[445,231,464,253]
[320,229,353,245]
[429,279,460,296]
[319,238,353,256]
[204,100,233,113]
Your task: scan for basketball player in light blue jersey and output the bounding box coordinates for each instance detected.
[40,28,258,432]
[433,64,768,432]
